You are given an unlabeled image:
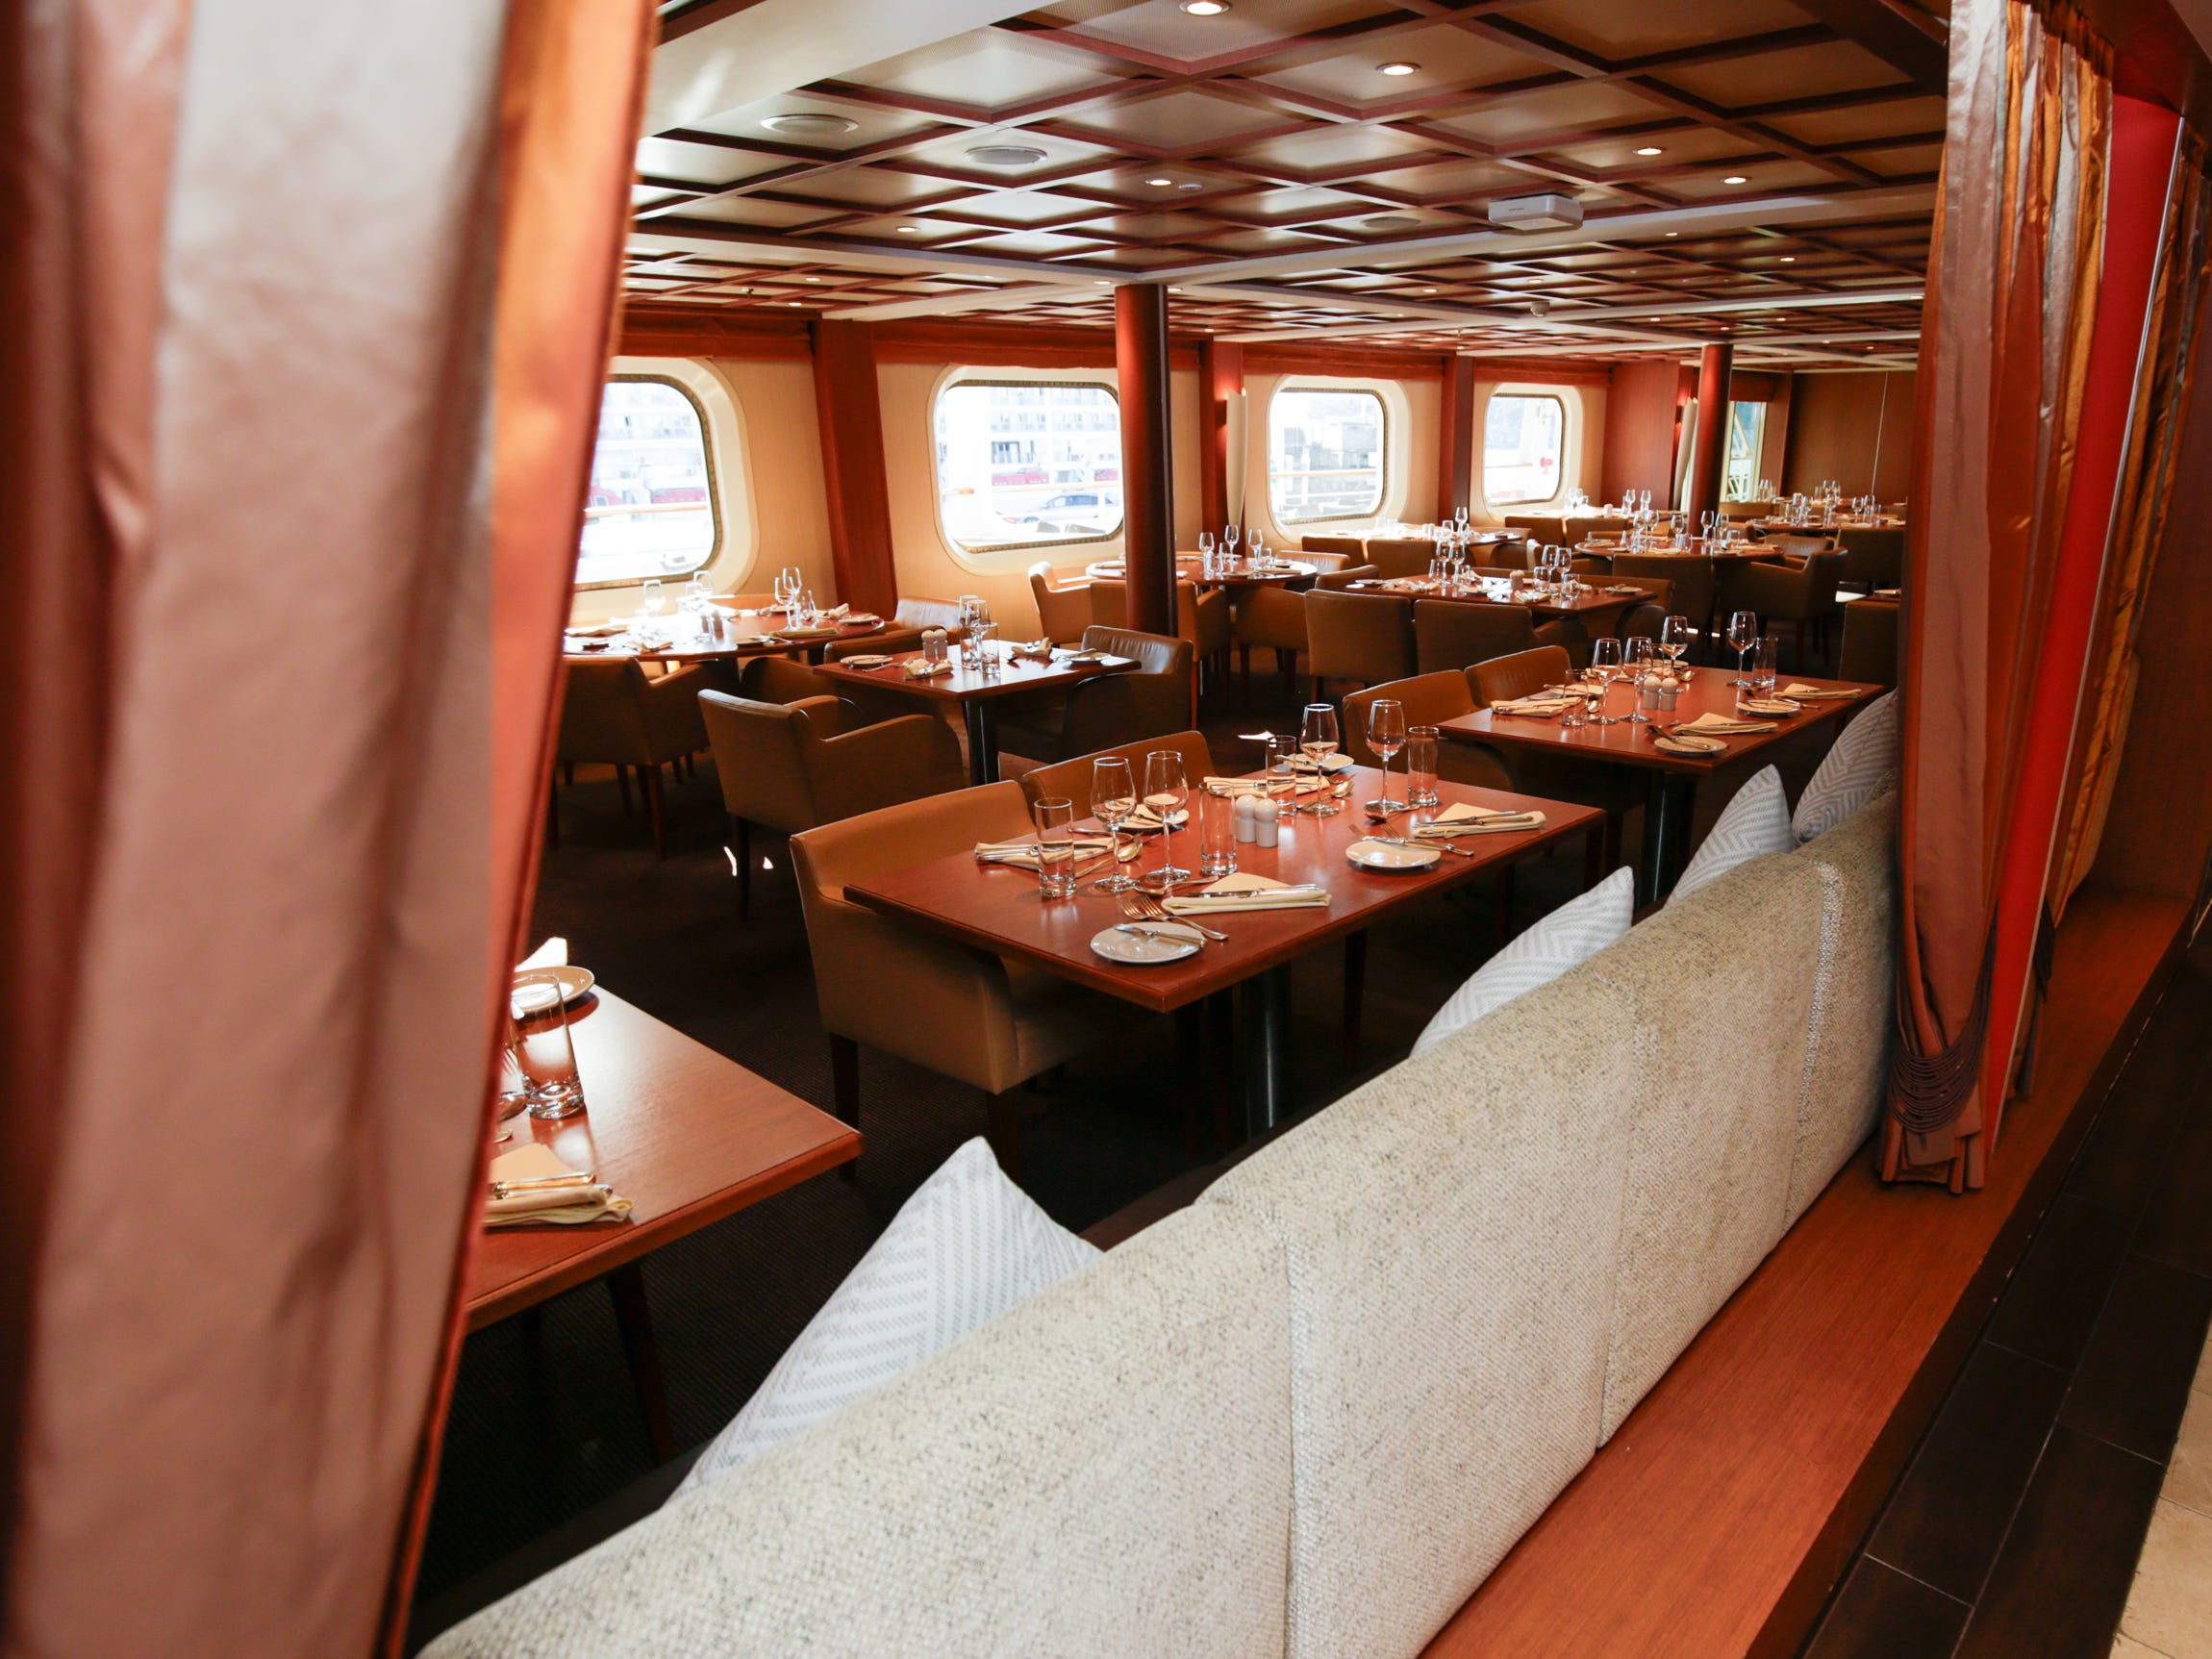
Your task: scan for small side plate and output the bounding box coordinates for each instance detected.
[1346,839,1441,872]
[515,964,595,1006]
[1655,733,1727,756]
[1739,697,1802,717]
[1090,923,1203,965]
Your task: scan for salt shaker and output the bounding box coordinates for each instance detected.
[1254,797,1280,848]
[1234,794,1257,844]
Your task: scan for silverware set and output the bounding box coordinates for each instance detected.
[1117,887,1227,943]
[488,1170,595,1199]
[1366,834,1478,859]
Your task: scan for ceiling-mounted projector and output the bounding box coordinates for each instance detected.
[1486,192,1583,233]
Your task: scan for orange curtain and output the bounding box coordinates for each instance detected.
[1886,0,2111,1189]
[0,4,651,1657]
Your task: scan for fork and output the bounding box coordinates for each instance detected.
[1369,834,1478,859]
[1119,888,1227,943]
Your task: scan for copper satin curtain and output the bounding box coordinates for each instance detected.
[0,3,650,1656]
[1887,0,2110,1189]
[2053,135,2212,911]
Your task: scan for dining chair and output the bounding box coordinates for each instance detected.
[827,596,973,661]
[1502,514,1568,546]
[1303,590,1416,703]
[993,626,1194,767]
[1835,526,1905,595]
[1313,564,1382,590]
[553,657,713,860]
[1018,729,1215,817]
[1342,672,1512,790]
[1763,533,1838,562]
[790,784,1144,1175]
[1086,578,1228,705]
[1027,564,1093,645]
[1299,534,1366,557]
[699,686,965,917]
[1412,599,1569,676]
[1482,538,1532,571]
[1596,575,1674,643]
[1611,554,1717,660]
[1838,598,1900,685]
[1363,537,1438,580]
[1726,551,1848,672]
[1469,644,1572,706]
[1229,552,1353,699]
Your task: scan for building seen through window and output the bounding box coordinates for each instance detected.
[1483,393,1564,506]
[1268,389,1385,523]
[935,380,1122,551]
[1724,400,1768,500]
[575,378,717,585]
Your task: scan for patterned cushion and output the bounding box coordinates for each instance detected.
[676,1138,1097,1495]
[1413,867,1634,1054]
[1793,691,1898,843]
[1672,765,1791,903]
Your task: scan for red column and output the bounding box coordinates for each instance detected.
[1117,283,1175,637]
[1684,341,1732,526]
[1197,338,1243,536]
[1438,355,1476,519]
[809,318,898,616]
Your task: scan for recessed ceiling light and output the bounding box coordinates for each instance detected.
[967,143,1047,167]
[1176,181,1203,192]
[1421,288,1439,294]
[1723,174,1749,185]
[1145,176,1174,187]
[1093,279,1111,286]
[1779,255,1796,263]
[787,301,802,307]
[761,113,859,138]
[1635,146,1664,157]
[1180,0,1228,13]
[895,224,921,234]
[803,276,821,283]
[1379,62,1419,76]
[1665,230,1678,237]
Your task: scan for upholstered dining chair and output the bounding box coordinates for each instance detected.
[1299,533,1366,557]
[790,784,1144,1175]
[1228,551,1351,698]
[1469,644,1572,706]
[1503,514,1568,546]
[1728,551,1847,672]
[1838,598,1900,685]
[1483,538,1532,570]
[825,596,973,661]
[1027,564,1093,645]
[1363,537,1438,580]
[1412,599,1568,676]
[1314,564,1382,590]
[1834,526,1905,595]
[554,657,713,860]
[1342,672,1512,790]
[699,685,965,917]
[1303,590,1415,702]
[1611,553,1717,659]
[1019,729,1215,817]
[993,625,1194,767]
[1086,578,1228,704]
[1762,532,1837,561]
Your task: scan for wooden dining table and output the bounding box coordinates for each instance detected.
[563,608,887,666]
[844,767,1602,1134]
[1438,671,1882,902]
[470,987,861,1455]
[1345,575,1643,623]
[813,641,1139,786]
[1083,554,1319,589]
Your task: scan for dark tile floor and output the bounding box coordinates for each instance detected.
[1804,948,2212,1659]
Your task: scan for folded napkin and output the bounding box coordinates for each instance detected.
[1287,750,1355,774]
[1412,802,1547,837]
[974,834,1114,870]
[566,620,628,638]
[903,658,954,679]
[844,612,880,626]
[1604,584,1643,595]
[1675,713,1766,735]
[516,937,567,971]
[1491,696,1576,716]
[1163,872,1331,916]
[1123,803,1191,831]
[840,653,895,668]
[1010,639,1055,663]
[1780,683,1858,700]
[484,1145,632,1228]
[736,634,783,648]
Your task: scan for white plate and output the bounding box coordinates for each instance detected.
[1346,839,1440,872]
[515,964,595,1006]
[1739,698,1801,717]
[1654,734,1728,756]
[841,654,895,668]
[1090,923,1203,965]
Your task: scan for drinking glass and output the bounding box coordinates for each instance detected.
[1298,703,1341,817]
[1623,636,1657,723]
[771,569,794,611]
[1659,613,1691,673]
[1264,733,1300,808]
[1406,725,1440,809]
[1727,609,1759,687]
[1197,788,1238,878]
[1032,796,1079,900]
[1249,534,1267,564]
[973,619,1000,678]
[779,566,804,610]
[1090,757,1139,893]
[1366,697,1407,811]
[1198,530,1216,569]
[1143,750,1193,890]
[1752,632,1779,696]
[1223,523,1241,560]
[641,578,666,618]
[511,970,585,1119]
[1587,637,1624,724]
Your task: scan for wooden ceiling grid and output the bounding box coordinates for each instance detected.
[628,0,1948,368]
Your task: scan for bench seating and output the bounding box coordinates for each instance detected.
[424,797,1894,1659]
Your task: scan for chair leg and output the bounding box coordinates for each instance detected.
[1494,862,1517,944]
[544,783,560,851]
[1176,1006,1204,1155]
[828,1034,860,1126]
[1342,929,1368,1056]
[986,1087,1023,1179]
[607,1263,676,1463]
[1239,644,1252,702]
[732,816,752,918]
[615,764,634,816]
[643,763,667,860]
[562,761,575,788]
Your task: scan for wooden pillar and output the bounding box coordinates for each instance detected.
[810,319,898,616]
[1117,283,1175,638]
[1437,355,1477,519]
[1197,338,1243,536]
[1684,341,1733,528]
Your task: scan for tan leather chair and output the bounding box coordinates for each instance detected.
[1612,554,1716,659]
[1304,590,1415,700]
[1503,514,1568,546]
[1315,565,1381,591]
[829,596,973,660]
[1482,538,1531,571]
[1722,499,1770,521]
[1470,644,1571,706]
[1835,526,1904,594]
[700,685,964,917]
[1300,534,1366,557]
[1086,578,1228,683]
[1596,576,1673,643]
[1764,532,1838,562]
[1731,551,1847,672]
[1019,729,1215,817]
[1413,599,1569,676]
[1363,537,1437,580]
[993,625,1194,767]
[1232,584,1309,698]
[1028,564,1093,645]
[791,784,1142,1174]
[554,657,712,859]
[1342,672,1511,790]
[1839,596,1900,685]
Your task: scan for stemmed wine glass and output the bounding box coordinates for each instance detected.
[1660,614,1692,675]
[1298,703,1341,817]
[1143,750,1192,892]
[1623,636,1657,723]
[1090,756,1139,893]
[1197,530,1217,575]
[637,577,666,639]
[1727,609,1760,687]
[1587,637,1624,724]
[1367,697,1407,812]
[1223,523,1242,563]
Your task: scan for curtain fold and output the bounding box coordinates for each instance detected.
[1886,0,2111,1189]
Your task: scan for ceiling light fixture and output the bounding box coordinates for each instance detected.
[1145,176,1174,187]
[1180,0,1228,13]
[1176,181,1203,191]
[1379,62,1419,76]
[1666,230,1679,237]
[1723,174,1748,185]
[761,113,859,138]
[1779,255,1796,263]
[1635,146,1664,157]
[967,143,1047,167]
[894,224,921,234]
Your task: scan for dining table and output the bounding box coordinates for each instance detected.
[813,641,1139,786]
[1345,574,1644,623]
[1438,670,1883,902]
[1083,553,1319,589]
[564,606,887,666]
[843,766,1602,1134]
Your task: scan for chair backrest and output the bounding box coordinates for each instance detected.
[1764,533,1836,559]
[556,657,651,765]
[1610,554,1715,631]
[1502,514,1567,546]
[699,687,850,834]
[894,596,970,640]
[1412,599,1537,676]
[1470,644,1571,705]
[1722,499,1770,520]
[1296,550,1358,575]
[739,654,842,706]
[1020,729,1215,817]
[1482,538,1530,570]
[1569,556,1609,577]
[1081,623,1187,677]
[1086,578,1125,631]
[1343,671,1477,767]
[1028,564,1094,643]
[1363,537,1437,580]
[1836,526,1904,590]
[1300,534,1366,556]
[1799,550,1847,612]
[1314,564,1380,591]
[1838,597,1900,684]
[1303,590,1416,689]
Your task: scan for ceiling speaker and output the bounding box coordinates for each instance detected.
[1486,192,1584,233]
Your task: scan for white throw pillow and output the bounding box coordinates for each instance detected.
[1794,691,1899,843]
[1413,866,1634,1055]
[675,1138,1099,1494]
[1672,764,1792,904]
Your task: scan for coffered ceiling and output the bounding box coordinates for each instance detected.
[625,0,1948,368]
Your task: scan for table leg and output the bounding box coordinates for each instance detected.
[963,701,998,786]
[607,1262,677,1464]
[1640,771,1698,905]
[1342,930,1367,1057]
[1242,963,1295,1139]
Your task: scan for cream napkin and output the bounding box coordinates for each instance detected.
[516,937,568,971]
[566,621,628,638]
[1123,802,1191,831]
[484,1144,632,1228]
[1492,696,1575,716]
[903,658,953,679]
[1011,639,1055,663]
[974,835,1114,869]
[1412,802,1546,837]
[1676,713,1766,735]
[1164,872,1330,915]
[1288,751,1355,774]
[1781,683,1857,700]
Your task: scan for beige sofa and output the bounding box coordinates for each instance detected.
[425,796,1895,1659]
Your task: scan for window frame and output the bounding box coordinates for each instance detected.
[1480,390,1569,510]
[1265,384,1391,527]
[931,374,1125,557]
[572,371,724,591]
[1722,398,1768,502]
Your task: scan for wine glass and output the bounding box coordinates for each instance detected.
[1366,698,1407,812]
[780,566,805,611]
[1249,533,1267,565]
[1587,637,1624,724]
[1623,636,1656,723]
[1727,609,1759,687]
[1298,702,1341,817]
[1090,757,1139,893]
[1143,749,1192,892]
[1223,523,1241,561]
[1659,613,1691,674]
[1197,530,1216,576]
